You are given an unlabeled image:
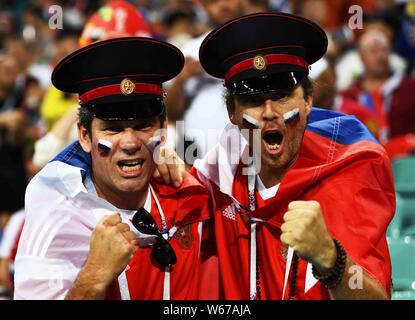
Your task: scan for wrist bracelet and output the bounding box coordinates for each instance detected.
[312,238,347,289]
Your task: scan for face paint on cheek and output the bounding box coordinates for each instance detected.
[283,108,300,125]
[146,135,162,153]
[98,138,112,156]
[242,113,260,129]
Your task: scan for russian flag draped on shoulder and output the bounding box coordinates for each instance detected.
[193,108,395,297]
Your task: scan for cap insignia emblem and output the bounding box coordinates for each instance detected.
[253,55,267,71]
[120,78,135,95]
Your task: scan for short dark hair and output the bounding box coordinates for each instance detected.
[78,105,94,135]
[224,76,313,113]
[78,103,168,136]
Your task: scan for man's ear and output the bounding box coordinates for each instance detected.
[226,102,237,125]
[77,121,92,153]
[304,95,313,116]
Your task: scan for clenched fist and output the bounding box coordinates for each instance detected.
[86,213,138,287]
[280,201,337,273]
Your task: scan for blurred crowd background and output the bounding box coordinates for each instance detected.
[1,0,415,300]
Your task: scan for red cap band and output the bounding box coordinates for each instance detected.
[79,82,163,105]
[224,53,308,84]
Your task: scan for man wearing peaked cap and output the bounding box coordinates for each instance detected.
[14,37,212,300]
[52,37,182,120]
[190,12,395,300]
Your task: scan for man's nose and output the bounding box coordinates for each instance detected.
[262,99,278,121]
[119,129,142,155]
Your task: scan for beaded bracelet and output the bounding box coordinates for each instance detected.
[312,238,347,289]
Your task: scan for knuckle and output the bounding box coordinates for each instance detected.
[287,201,298,210]
[293,230,302,243]
[308,209,319,220]
[309,200,320,209]
[302,213,313,225]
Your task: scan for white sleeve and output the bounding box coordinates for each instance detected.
[13,204,92,300]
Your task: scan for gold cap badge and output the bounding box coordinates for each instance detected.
[120,78,135,95]
[253,55,267,71]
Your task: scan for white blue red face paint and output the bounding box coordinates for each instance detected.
[283,108,300,125]
[98,138,112,155]
[97,134,163,157]
[146,135,162,152]
[242,114,260,129]
[242,107,299,130]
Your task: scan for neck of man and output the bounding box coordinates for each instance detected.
[92,177,149,211]
[362,72,389,91]
[258,164,284,188]
[258,152,301,189]
[259,168,282,189]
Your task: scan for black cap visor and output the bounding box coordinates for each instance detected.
[227,71,307,95]
[87,99,164,121]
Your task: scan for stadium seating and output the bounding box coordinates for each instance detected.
[388,237,415,295]
[387,155,415,238]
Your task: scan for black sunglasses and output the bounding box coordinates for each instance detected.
[132,208,177,267]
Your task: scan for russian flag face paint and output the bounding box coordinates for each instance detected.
[146,135,162,152]
[242,114,260,129]
[98,138,112,155]
[283,108,300,125]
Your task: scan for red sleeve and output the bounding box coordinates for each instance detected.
[319,152,394,297]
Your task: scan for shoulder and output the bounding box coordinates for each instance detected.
[25,161,86,212]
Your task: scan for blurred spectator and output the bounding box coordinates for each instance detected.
[402,0,415,75]
[33,104,78,168]
[309,58,337,109]
[336,29,415,160]
[294,0,356,61]
[79,0,151,48]
[242,0,270,13]
[290,0,337,109]
[0,209,25,299]
[269,0,291,12]
[335,17,407,91]
[0,54,29,207]
[20,4,44,45]
[40,87,78,131]
[0,55,22,112]
[165,0,244,161]
[314,0,377,33]
[0,11,15,49]
[161,7,198,49]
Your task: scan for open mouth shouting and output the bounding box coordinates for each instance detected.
[118,158,145,176]
[262,130,284,154]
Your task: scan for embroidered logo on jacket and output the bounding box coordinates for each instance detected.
[222,203,237,221]
[173,224,194,249]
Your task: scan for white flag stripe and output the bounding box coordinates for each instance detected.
[27,214,60,256]
[305,263,319,293]
[39,216,71,258]
[118,270,131,300]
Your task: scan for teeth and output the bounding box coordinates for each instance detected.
[119,159,144,172]
[267,143,280,150]
[121,163,142,172]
